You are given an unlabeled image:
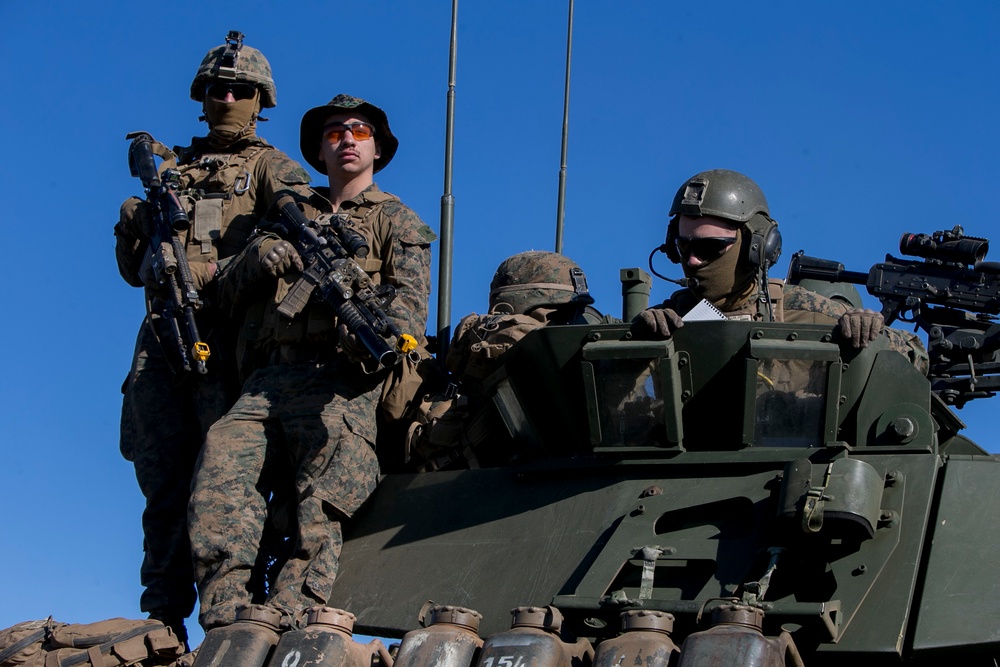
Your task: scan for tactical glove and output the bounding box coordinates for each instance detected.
[338,323,368,363]
[838,308,884,348]
[119,197,156,239]
[259,239,303,278]
[138,242,174,290]
[630,307,685,340]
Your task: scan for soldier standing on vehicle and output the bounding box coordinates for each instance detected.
[632,169,929,372]
[187,94,436,631]
[114,31,312,643]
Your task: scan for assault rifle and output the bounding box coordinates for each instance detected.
[788,226,1000,406]
[127,131,210,374]
[269,193,417,369]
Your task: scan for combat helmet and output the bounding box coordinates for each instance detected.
[489,251,594,315]
[669,169,769,223]
[300,94,399,174]
[665,169,781,269]
[190,31,277,109]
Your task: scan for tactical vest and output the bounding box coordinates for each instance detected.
[446,311,546,389]
[172,140,277,265]
[241,189,401,362]
[672,278,788,322]
[402,310,546,471]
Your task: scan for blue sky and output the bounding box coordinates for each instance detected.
[2,0,998,649]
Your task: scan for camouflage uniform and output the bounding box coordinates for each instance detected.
[639,169,929,373]
[113,33,311,636]
[658,279,930,373]
[406,251,606,471]
[188,183,435,630]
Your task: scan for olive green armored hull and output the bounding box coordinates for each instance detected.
[331,321,1000,665]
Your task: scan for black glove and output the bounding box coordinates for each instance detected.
[838,308,884,348]
[259,239,303,278]
[630,307,684,340]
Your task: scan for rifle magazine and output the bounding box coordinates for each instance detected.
[277,276,316,319]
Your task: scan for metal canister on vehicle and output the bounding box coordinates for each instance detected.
[192,604,282,667]
[266,606,393,667]
[393,602,484,667]
[475,606,593,667]
[592,610,678,667]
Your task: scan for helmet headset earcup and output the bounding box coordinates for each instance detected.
[745,213,782,270]
[664,216,681,263]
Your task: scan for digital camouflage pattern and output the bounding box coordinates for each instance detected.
[188,361,379,630]
[189,37,277,108]
[114,135,311,632]
[188,182,435,630]
[488,250,594,315]
[795,277,865,309]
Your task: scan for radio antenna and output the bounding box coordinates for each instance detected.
[437,0,459,358]
[554,0,575,254]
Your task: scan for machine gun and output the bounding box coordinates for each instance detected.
[788,226,1000,406]
[269,193,417,369]
[127,131,210,374]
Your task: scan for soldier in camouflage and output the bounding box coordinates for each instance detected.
[448,251,603,386]
[632,169,929,373]
[403,251,606,471]
[113,31,312,643]
[188,94,436,630]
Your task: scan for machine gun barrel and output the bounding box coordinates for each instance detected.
[126,131,209,374]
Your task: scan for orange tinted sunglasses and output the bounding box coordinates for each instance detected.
[322,122,376,143]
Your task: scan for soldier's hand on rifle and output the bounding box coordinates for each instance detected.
[838,308,884,348]
[187,262,218,290]
[338,323,367,363]
[119,197,157,240]
[630,307,684,340]
[259,239,303,278]
[138,242,174,291]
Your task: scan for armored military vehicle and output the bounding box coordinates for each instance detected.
[316,226,1000,666]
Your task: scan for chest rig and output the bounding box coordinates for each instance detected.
[173,141,272,261]
[244,189,400,356]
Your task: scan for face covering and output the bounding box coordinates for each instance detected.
[683,226,758,311]
[204,93,259,146]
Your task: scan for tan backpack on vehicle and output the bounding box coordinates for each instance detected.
[0,618,186,667]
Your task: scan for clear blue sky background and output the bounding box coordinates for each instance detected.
[2,0,997,649]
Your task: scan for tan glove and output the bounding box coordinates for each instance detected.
[119,197,156,239]
[138,242,174,289]
[259,239,303,278]
[187,262,218,291]
[838,308,884,348]
[631,307,685,340]
[338,323,367,363]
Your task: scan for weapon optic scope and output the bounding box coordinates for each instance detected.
[899,226,988,266]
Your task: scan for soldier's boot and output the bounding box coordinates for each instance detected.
[148,610,189,651]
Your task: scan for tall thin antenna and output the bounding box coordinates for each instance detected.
[437,0,458,358]
[554,0,575,254]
